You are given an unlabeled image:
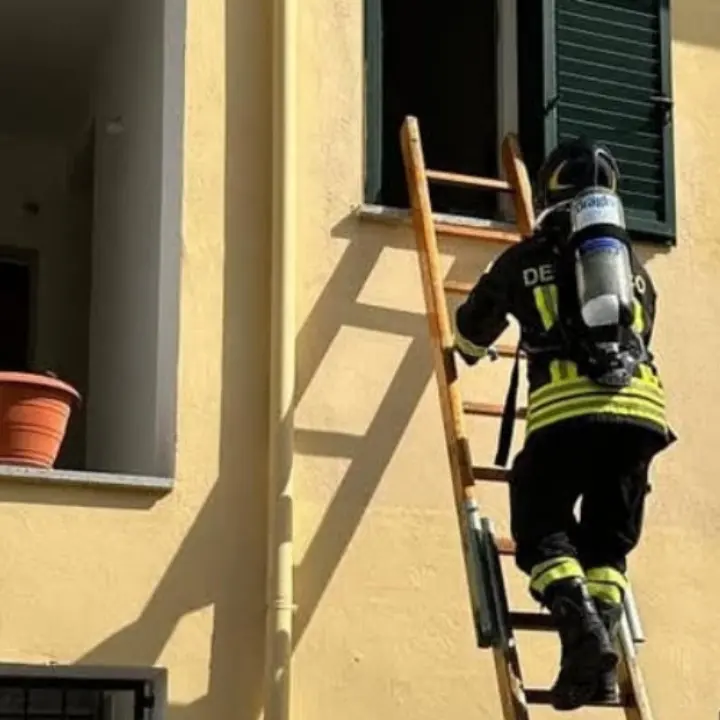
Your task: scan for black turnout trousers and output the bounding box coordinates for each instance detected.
[508,421,663,577]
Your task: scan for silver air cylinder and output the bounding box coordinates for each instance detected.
[570,188,634,330]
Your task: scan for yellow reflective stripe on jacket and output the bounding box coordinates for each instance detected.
[535,284,579,383]
[533,284,559,331]
[529,373,664,407]
[527,281,666,435]
[632,299,644,333]
[527,393,667,435]
[454,332,488,359]
[527,373,667,435]
[586,566,628,606]
[530,556,584,596]
[528,396,667,435]
[549,359,579,382]
[638,363,655,383]
[629,300,652,401]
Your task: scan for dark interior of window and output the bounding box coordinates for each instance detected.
[368,0,499,219]
[516,0,545,182]
[0,254,35,372]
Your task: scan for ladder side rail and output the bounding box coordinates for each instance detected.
[400,115,530,720]
[399,115,485,618]
[623,585,646,644]
[481,517,532,716]
[617,615,655,720]
[500,134,535,236]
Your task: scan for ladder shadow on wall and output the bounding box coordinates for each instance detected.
[292,208,501,648]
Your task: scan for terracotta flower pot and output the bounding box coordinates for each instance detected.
[0,372,81,469]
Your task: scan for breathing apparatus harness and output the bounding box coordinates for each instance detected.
[493,140,652,466]
[531,146,651,389]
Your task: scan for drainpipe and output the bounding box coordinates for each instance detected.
[263,0,296,715]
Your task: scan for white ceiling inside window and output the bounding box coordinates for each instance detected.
[0,0,114,137]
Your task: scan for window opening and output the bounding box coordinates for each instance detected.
[366,0,500,219]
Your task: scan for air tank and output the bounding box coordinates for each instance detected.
[569,188,634,330]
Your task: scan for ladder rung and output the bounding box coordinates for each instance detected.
[426,169,513,193]
[472,466,509,483]
[494,344,523,359]
[434,222,522,245]
[509,611,555,631]
[452,338,521,361]
[463,401,527,419]
[525,688,625,708]
[495,537,516,555]
[443,280,474,295]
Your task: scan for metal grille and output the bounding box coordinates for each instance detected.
[0,679,151,720]
[0,686,104,718]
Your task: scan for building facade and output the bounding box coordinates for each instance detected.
[0,0,716,718]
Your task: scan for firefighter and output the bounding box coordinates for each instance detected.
[453,137,675,711]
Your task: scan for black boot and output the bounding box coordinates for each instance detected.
[545,578,619,711]
[591,600,624,704]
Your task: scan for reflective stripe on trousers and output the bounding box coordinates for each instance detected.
[586,566,628,606]
[529,556,585,597]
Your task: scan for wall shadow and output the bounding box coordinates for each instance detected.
[0,481,163,510]
[290,206,672,654]
[291,210,472,649]
[673,0,720,49]
[74,1,274,719]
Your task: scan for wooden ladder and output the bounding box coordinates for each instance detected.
[399,115,655,719]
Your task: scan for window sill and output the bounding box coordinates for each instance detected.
[357,203,516,231]
[356,203,522,244]
[357,204,676,252]
[0,464,173,494]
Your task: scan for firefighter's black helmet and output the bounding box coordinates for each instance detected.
[536,136,620,209]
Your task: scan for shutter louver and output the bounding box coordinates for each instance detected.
[546,0,676,242]
[363,0,383,204]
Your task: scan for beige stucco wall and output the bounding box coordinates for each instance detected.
[1,1,719,720]
[294,1,720,719]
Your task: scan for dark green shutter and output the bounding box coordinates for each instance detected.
[363,0,383,204]
[527,0,676,243]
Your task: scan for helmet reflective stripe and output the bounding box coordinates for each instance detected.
[536,137,621,212]
[547,160,575,193]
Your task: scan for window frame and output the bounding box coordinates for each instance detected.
[362,0,676,246]
[361,0,521,223]
[0,0,187,494]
